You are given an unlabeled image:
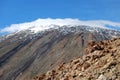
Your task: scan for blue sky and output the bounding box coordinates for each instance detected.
[0,0,120,29]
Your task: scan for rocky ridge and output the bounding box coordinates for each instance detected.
[33,38,120,80]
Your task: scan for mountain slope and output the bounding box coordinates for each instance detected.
[33,38,120,80]
[0,25,120,80]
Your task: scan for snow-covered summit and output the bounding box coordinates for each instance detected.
[1,18,120,34]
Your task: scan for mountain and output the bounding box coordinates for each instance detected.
[0,21,120,80]
[33,38,120,80]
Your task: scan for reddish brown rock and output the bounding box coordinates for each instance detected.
[33,38,120,80]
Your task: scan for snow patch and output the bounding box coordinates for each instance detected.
[1,18,120,33]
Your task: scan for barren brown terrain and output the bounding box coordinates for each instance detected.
[33,38,120,80]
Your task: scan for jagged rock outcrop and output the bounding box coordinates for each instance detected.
[33,38,120,80]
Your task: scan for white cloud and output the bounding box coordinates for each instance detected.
[1,18,120,33]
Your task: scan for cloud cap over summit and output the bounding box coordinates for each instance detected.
[1,18,120,33]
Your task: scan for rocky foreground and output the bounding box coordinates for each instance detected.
[33,38,120,80]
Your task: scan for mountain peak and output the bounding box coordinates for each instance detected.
[1,18,120,34]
